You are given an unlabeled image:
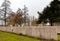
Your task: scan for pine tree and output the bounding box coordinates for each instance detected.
[0,0,12,26]
[37,0,60,26]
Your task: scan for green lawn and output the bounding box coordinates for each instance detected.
[0,31,40,41]
[1,31,60,41]
[58,35,60,40]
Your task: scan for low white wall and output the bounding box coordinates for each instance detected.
[0,26,57,40]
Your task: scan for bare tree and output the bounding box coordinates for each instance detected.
[22,5,29,26]
[15,8,24,26]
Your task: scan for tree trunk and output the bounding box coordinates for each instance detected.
[50,20,53,26]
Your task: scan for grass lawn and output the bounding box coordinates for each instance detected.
[0,31,40,41]
[58,35,60,40]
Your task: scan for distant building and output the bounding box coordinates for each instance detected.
[31,16,38,26]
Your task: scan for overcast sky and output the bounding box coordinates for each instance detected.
[0,0,53,18]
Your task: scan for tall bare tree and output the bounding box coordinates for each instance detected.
[23,5,29,26]
[15,8,24,26]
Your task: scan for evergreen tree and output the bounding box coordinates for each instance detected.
[37,0,60,26]
[0,0,12,26]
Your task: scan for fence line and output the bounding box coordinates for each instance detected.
[0,26,57,40]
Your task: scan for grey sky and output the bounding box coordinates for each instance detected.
[0,0,53,18]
